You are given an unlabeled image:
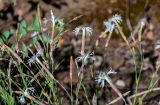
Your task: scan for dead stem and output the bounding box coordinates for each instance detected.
[114,22,130,48]
[36,58,71,100]
[106,91,130,105]
[49,25,55,65]
[7,58,12,95]
[107,79,127,105]
[81,31,85,55]
[127,87,160,105]
[105,32,112,47]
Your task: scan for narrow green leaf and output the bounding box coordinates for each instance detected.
[42,34,50,44]
[18,20,27,38]
[32,37,38,45]
[22,43,28,58]
[55,19,64,33]
[11,43,16,51]
[0,28,14,43]
[10,0,16,5]
[28,15,40,31]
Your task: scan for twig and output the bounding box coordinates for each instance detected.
[128,18,147,43]
[127,87,160,105]
[105,32,112,47]
[7,58,13,95]
[106,79,128,105]
[106,91,130,105]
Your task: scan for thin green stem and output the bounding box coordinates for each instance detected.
[76,72,84,105]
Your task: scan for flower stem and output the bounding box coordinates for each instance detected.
[105,32,112,47]
[81,30,85,55]
[106,79,127,105]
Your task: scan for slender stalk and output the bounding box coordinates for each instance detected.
[70,56,73,105]
[49,25,55,68]
[82,84,91,105]
[141,65,160,102]
[7,58,12,95]
[133,24,144,105]
[76,72,84,105]
[71,80,73,105]
[81,30,85,55]
[115,22,130,47]
[105,32,112,47]
[106,79,127,105]
[132,47,138,105]
[96,31,107,47]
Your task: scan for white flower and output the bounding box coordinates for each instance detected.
[76,52,95,65]
[103,14,122,33]
[42,18,49,26]
[27,54,37,67]
[96,72,106,87]
[19,96,26,104]
[111,14,122,24]
[73,26,92,36]
[23,87,36,97]
[107,67,117,76]
[50,10,57,24]
[96,68,117,87]
[140,18,146,28]
[19,87,36,104]
[31,31,39,37]
[104,20,115,33]
[82,27,92,36]
[73,27,81,36]
[27,51,44,67]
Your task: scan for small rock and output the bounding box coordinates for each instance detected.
[0,1,5,11]
[150,73,159,82]
[111,55,124,70]
[146,31,154,40]
[116,80,125,88]
[94,56,103,67]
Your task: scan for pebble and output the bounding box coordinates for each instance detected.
[115,80,125,88]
